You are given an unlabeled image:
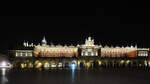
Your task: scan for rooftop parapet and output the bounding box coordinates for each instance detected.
[137,48,150,51]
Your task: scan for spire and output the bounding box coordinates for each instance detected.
[43,36,46,41]
[42,36,47,46]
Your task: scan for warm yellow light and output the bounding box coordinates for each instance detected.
[35,62,42,68]
[139,64,142,67]
[86,62,91,68]
[98,61,102,66]
[34,60,40,65]
[44,62,50,68]
[77,61,80,66]
[126,60,130,64]
[120,60,124,64]
[28,62,33,68]
[20,63,25,68]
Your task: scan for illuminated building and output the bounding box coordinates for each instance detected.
[13,50,33,57]
[34,37,78,57]
[9,36,150,58]
[78,37,100,56]
[101,46,137,58]
[9,43,34,58]
[137,48,149,57]
[8,36,150,69]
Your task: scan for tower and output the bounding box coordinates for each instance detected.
[42,36,47,46]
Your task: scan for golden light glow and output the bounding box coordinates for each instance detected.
[86,62,91,68]
[77,61,80,66]
[35,62,42,68]
[43,62,50,68]
[120,60,124,64]
[126,60,130,64]
[20,63,25,68]
[98,60,102,66]
[27,62,33,68]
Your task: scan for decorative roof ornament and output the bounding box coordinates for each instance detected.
[126,45,129,48]
[26,41,29,47]
[105,45,109,48]
[31,43,33,47]
[88,36,91,41]
[23,41,26,47]
[99,44,102,47]
[84,36,95,46]
[42,36,47,46]
[135,44,137,48]
[111,45,114,48]
[131,45,133,48]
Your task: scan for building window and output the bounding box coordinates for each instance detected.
[138,51,149,57]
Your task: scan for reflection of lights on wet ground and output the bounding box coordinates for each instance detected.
[0,61,10,84]
[71,63,76,70]
[71,62,77,83]
[1,68,8,84]
[1,68,6,76]
[1,75,8,84]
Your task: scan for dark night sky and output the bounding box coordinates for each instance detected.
[0,3,150,54]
